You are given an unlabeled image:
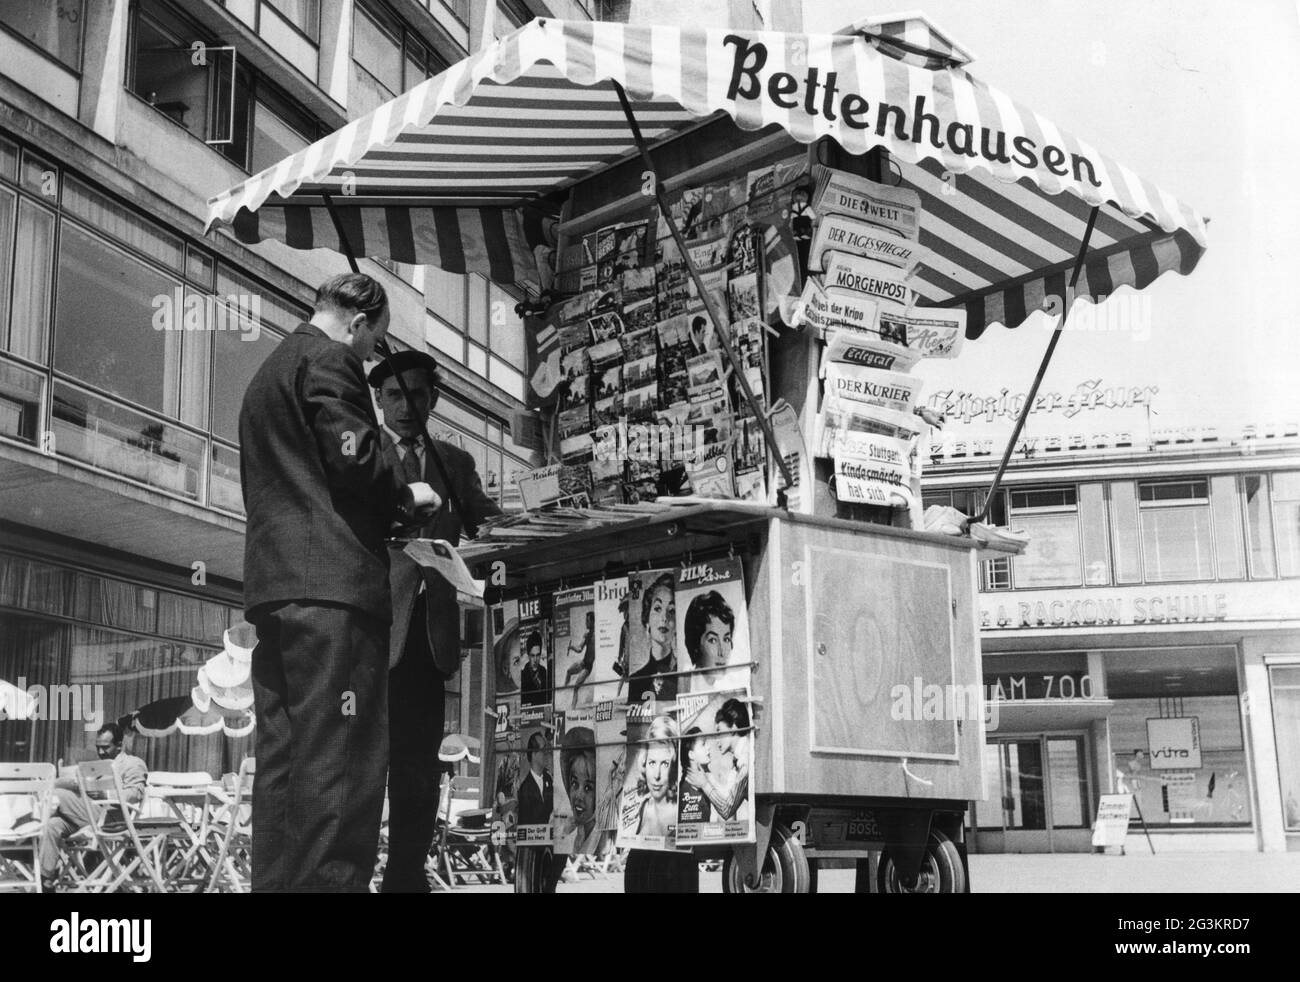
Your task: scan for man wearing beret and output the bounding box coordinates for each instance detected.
[368,349,503,892]
[239,273,437,893]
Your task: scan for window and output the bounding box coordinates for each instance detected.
[264,0,320,40]
[211,313,284,444]
[0,356,43,445]
[129,1,216,143]
[923,487,1009,590]
[129,0,322,173]
[1243,474,1276,579]
[64,176,184,273]
[1272,472,1300,578]
[54,223,183,416]
[352,0,449,115]
[0,0,86,71]
[1271,666,1300,831]
[1138,479,1213,582]
[1009,487,1082,588]
[7,198,55,364]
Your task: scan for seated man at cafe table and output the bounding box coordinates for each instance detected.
[38,721,148,890]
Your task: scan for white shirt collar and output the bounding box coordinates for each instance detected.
[383,424,423,454]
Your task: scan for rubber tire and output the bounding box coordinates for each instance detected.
[623,850,699,893]
[514,847,556,894]
[721,824,812,893]
[877,830,965,894]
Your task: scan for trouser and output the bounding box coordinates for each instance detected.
[249,601,389,893]
[39,787,91,879]
[381,591,446,893]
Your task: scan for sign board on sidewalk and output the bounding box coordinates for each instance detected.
[1091,793,1134,848]
[1146,717,1202,770]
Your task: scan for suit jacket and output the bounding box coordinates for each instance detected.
[239,323,404,620]
[516,769,553,827]
[384,432,503,672]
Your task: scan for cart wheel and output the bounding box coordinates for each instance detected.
[623,850,699,893]
[514,847,556,894]
[721,823,811,893]
[877,830,964,894]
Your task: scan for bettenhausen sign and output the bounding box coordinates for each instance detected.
[981,581,1300,631]
[721,35,1106,190]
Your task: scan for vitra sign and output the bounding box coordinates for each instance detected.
[1146,717,1201,771]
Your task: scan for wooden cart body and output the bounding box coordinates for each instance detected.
[465,503,990,890]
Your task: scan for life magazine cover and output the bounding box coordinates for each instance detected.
[553,585,597,710]
[552,704,599,855]
[616,703,682,852]
[674,688,755,845]
[675,557,751,693]
[517,593,552,717]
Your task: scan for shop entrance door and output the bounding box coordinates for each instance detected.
[975,735,1092,853]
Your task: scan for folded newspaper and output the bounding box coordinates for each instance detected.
[401,539,485,602]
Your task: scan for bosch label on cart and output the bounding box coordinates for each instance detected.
[846,813,882,841]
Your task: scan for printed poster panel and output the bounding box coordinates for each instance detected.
[674,689,755,845]
[616,703,682,852]
[624,569,679,706]
[675,557,751,694]
[553,586,597,710]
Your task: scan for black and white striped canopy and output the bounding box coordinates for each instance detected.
[205,19,1207,338]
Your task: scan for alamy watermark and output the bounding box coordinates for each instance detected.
[151,288,262,342]
[890,676,1001,731]
[1,678,105,731]
[1042,292,1151,342]
[593,419,715,464]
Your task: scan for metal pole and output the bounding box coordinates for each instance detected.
[321,193,476,534]
[973,206,1100,524]
[610,80,796,493]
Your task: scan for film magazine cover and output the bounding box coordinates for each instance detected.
[675,556,751,693]
[674,688,756,845]
[616,701,683,852]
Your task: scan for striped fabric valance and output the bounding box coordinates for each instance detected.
[205,18,1208,333]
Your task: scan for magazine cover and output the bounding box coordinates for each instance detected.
[492,598,522,696]
[624,568,678,706]
[491,701,522,857]
[674,688,755,845]
[552,704,599,855]
[514,720,554,846]
[592,700,627,850]
[593,576,629,700]
[517,593,552,716]
[616,704,681,852]
[675,556,752,694]
[553,585,597,710]
[621,325,658,361]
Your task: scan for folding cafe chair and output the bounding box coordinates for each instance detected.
[437,774,505,887]
[204,757,254,893]
[0,763,56,893]
[74,760,188,893]
[144,771,217,891]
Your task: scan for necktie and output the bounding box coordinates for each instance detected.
[400,437,422,484]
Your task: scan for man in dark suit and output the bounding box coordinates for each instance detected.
[369,349,502,893]
[239,273,435,893]
[515,731,553,828]
[519,630,549,708]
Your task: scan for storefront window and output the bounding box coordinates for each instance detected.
[1138,479,1213,582]
[1271,666,1300,831]
[0,556,242,770]
[1110,699,1251,827]
[1243,474,1276,578]
[0,0,85,71]
[1010,487,1082,588]
[1272,472,1300,578]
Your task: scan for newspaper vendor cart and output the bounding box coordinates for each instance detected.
[206,14,1209,893]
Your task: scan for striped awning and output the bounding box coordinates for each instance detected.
[205,18,1207,337]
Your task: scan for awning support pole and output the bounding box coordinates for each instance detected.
[323,193,361,273]
[974,205,1099,525]
[610,80,796,495]
[323,193,476,533]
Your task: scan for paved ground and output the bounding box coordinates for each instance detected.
[467,850,1300,893]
